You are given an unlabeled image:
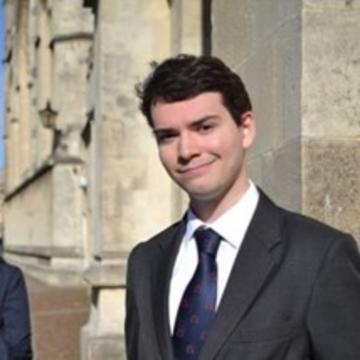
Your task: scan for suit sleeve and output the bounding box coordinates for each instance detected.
[0,265,33,359]
[125,246,141,360]
[307,234,360,359]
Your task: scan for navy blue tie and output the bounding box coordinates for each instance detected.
[173,227,222,359]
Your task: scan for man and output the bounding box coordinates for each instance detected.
[125,54,360,359]
[0,258,32,359]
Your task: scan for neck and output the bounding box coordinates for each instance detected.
[190,178,250,223]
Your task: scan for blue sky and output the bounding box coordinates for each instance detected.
[0,3,5,169]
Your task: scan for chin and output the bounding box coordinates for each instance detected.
[186,188,223,203]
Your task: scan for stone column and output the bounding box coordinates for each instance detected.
[171,0,202,54]
[169,0,204,214]
[49,0,93,277]
[81,1,172,358]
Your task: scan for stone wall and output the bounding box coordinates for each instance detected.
[212,0,302,212]
[212,0,360,243]
[301,0,360,241]
[4,0,93,284]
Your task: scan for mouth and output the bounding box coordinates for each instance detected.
[177,158,216,175]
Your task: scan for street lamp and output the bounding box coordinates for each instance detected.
[39,100,58,128]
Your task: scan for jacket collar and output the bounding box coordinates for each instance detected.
[152,220,186,360]
[199,190,284,359]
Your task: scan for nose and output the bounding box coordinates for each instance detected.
[178,132,199,164]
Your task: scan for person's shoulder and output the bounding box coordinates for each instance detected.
[0,258,23,278]
[129,220,183,258]
[0,259,26,301]
[278,204,356,260]
[258,188,354,252]
[283,208,350,240]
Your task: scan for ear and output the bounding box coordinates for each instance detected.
[240,111,256,149]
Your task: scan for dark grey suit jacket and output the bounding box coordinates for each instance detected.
[0,259,32,359]
[125,191,360,359]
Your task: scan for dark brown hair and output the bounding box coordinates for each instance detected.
[136,54,252,127]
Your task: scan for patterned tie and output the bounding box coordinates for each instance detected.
[173,227,222,359]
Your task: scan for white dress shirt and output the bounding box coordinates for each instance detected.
[169,181,259,333]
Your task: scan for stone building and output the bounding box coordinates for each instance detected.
[3,0,359,359]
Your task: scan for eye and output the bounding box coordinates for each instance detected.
[197,121,216,133]
[155,131,178,145]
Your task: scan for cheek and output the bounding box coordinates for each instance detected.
[222,138,245,167]
[203,136,224,152]
[158,147,175,169]
[210,136,237,156]
[206,127,242,153]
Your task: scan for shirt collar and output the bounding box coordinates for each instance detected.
[184,181,259,248]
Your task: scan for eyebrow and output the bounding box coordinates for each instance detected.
[152,128,178,139]
[152,114,219,136]
[189,115,219,128]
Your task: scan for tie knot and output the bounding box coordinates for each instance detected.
[194,227,221,257]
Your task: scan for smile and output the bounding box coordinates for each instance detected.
[177,159,216,175]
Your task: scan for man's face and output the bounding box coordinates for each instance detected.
[151,92,255,204]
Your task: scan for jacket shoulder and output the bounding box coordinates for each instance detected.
[0,258,23,281]
[128,220,183,260]
[277,205,356,262]
[283,208,351,241]
[257,190,354,255]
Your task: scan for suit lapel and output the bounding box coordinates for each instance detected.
[152,220,186,360]
[200,191,284,359]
